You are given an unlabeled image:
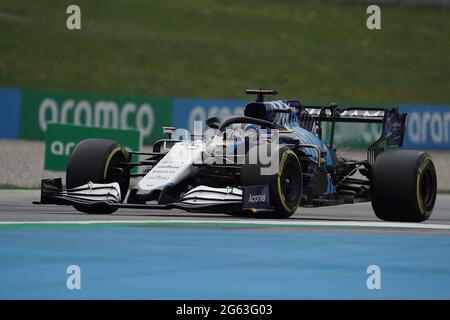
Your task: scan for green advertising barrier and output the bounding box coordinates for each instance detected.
[20,89,172,145]
[310,104,383,149]
[44,123,141,172]
[321,122,383,149]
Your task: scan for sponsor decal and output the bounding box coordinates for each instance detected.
[306,108,384,118]
[248,193,267,204]
[242,185,270,209]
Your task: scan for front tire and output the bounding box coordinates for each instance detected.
[66,139,131,214]
[371,149,437,222]
[241,146,302,218]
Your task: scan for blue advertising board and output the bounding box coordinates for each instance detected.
[172,98,247,132]
[0,88,21,139]
[399,104,450,150]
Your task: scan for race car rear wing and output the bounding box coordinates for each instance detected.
[297,103,407,162]
[301,104,387,123]
[244,89,394,124]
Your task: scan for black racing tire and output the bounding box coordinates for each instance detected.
[371,149,437,222]
[66,139,131,214]
[241,146,302,218]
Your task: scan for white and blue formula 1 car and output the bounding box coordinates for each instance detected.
[35,89,437,222]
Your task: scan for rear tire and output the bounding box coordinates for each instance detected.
[66,139,131,214]
[371,149,437,222]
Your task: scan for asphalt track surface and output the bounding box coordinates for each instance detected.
[1,190,450,227]
[1,190,450,299]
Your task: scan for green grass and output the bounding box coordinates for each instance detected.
[0,0,449,104]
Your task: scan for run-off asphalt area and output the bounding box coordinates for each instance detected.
[0,190,449,299]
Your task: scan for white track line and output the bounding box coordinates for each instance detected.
[0,219,450,230]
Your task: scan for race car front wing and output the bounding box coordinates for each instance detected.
[33,178,273,214]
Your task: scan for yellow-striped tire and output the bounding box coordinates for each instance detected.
[240,146,303,218]
[272,147,303,218]
[371,149,437,222]
[66,139,131,214]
